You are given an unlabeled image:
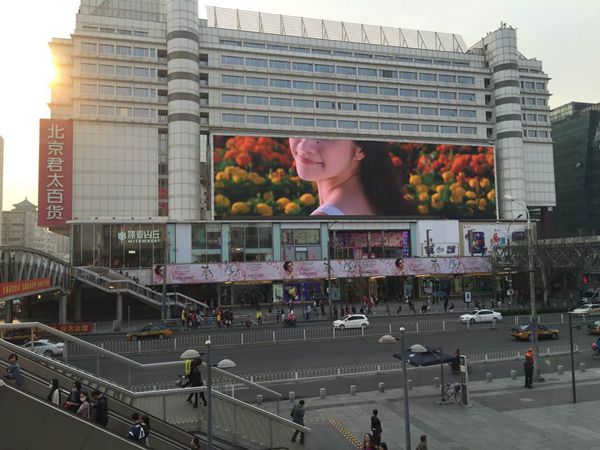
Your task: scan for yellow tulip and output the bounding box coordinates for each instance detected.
[416,184,429,194]
[284,202,300,215]
[487,189,496,201]
[417,204,429,215]
[409,175,422,185]
[300,193,317,206]
[255,203,273,216]
[418,192,429,202]
[465,191,477,200]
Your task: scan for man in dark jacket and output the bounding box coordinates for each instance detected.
[371,409,382,446]
[523,350,534,388]
[185,359,208,408]
[92,390,109,426]
[290,400,305,444]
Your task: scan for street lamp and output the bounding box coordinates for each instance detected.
[567,312,578,403]
[204,340,236,450]
[504,194,543,381]
[327,221,339,319]
[506,214,523,308]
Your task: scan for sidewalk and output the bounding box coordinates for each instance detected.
[275,364,600,449]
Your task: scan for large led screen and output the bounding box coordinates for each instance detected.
[213,135,495,219]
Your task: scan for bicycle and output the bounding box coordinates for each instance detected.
[441,383,463,404]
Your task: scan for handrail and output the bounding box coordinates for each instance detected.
[168,291,209,309]
[212,365,282,399]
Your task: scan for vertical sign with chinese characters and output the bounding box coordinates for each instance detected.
[38,119,73,227]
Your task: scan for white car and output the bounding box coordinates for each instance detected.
[572,303,600,315]
[460,309,502,324]
[22,339,64,357]
[333,314,369,330]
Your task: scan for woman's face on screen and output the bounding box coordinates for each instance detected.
[289,138,363,181]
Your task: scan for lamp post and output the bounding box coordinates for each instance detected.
[327,221,338,319]
[506,214,523,308]
[161,230,169,322]
[567,312,577,403]
[504,194,543,381]
[399,327,411,450]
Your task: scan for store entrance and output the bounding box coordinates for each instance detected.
[283,281,323,305]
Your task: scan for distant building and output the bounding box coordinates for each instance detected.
[1,198,69,260]
[550,102,600,237]
[0,135,3,233]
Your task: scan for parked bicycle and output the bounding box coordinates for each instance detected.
[441,383,463,404]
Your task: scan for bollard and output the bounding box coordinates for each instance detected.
[320,388,326,399]
[486,372,493,382]
[256,394,263,405]
[557,365,564,375]
[510,370,517,380]
[580,362,586,373]
[378,382,385,393]
[408,379,413,390]
[350,385,357,396]
[434,377,440,388]
[289,391,295,402]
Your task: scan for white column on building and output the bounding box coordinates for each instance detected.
[166,0,202,221]
[483,27,527,220]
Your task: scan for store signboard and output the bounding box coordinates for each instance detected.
[153,257,493,285]
[0,278,52,299]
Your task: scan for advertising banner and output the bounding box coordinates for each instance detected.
[461,223,528,256]
[153,257,493,285]
[51,323,93,334]
[0,278,52,299]
[38,119,73,227]
[213,135,495,219]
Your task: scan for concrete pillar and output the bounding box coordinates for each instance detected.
[4,300,13,323]
[510,370,517,380]
[350,385,357,396]
[288,391,295,402]
[58,295,67,324]
[378,382,385,393]
[319,388,326,399]
[557,365,564,375]
[579,362,586,373]
[434,377,440,388]
[486,372,493,382]
[116,293,123,323]
[74,289,83,322]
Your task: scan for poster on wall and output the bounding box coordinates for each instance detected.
[461,223,528,256]
[213,135,496,219]
[152,257,493,285]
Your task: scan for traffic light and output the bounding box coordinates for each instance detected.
[583,274,590,284]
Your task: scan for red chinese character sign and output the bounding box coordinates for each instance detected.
[38,119,73,227]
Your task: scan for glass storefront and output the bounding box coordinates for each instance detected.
[331,230,410,259]
[281,228,321,261]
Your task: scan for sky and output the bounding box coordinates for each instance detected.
[0,0,598,210]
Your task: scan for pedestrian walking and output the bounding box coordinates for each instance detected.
[76,392,92,420]
[92,390,109,427]
[333,305,338,320]
[443,295,449,313]
[370,409,382,446]
[256,309,263,325]
[396,303,402,315]
[127,412,147,446]
[290,399,305,444]
[409,301,416,314]
[4,353,21,388]
[185,359,208,408]
[180,309,186,328]
[362,433,376,450]
[385,305,391,316]
[416,434,428,449]
[47,378,61,406]
[524,348,534,388]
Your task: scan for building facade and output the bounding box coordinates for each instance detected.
[550,102,600,237]
[43,0,553,305]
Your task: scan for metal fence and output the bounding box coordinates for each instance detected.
[75,312,584,357]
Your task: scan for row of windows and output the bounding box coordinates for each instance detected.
[520,80,546,90]
[82,42,156,58]
[522,113,547,123]
[81,83,157,99]
[222,113,477,134]
[81,62,157,79]
[220,39,471,67]
[81,25,149,37]
[522,97,547,107]
[81,104,156,118]
[221,74,477,100]
[221,94,477,117]
[523,129,550,138]
[221,55,476,84]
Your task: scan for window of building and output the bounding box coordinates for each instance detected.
[337,83,357,93]
[290,47,311,53]
[524,97,536,105]
[535,82,545,90]
[399,88,417,97]
[337,102,356,111]
[293,80,313,90]
[420,73,437,82]
[359,103,378,112]
[222,74,244,85]
[82,42,97,53]
[315,63,334,73]
[458,76,475,84]
[459,109,476,118]
[267,43,287,51]
[222,113,244,124]
[247,115,269,125]
[117,107,131,117]
[526,113,536,121]
[400,106,418,115]
[98,85,115,96]
[358,85,378,94]
[460,126,477,135]
[221,55,243,65]
[360,121,378,130]
[99,105,115,116]
[538,114,547,122]
[281,229,321,261]
[245,42,265,49]
[337,66,356,75]
[420,90,438,99]
[221,39,242,46]
[358,67,377,77]
[114,66,130,77]
[230,225,273,262]
[381,122,400,131]
[379,69,397,78]
[133,67,149,77]
[133,87,148,97]
[380,87,398,96]
[524,81,535,89]
[459,92,476,102]
[191,224,222,263]
[539,130,549,138]
[536,98,547,106]
[293,99,313,108]
[440,91,457,100]
[222,93,244,104]
[246,57,267,68]
[439,74,456,83]
[292,62,313,72]
[421,124,439,132]
[99,64,115,75]
[401,123,419,132]
[99,44,114,54]
[81,104,97,115]
[81,83,97,95]
[246,76,268,87]
[247,95,268,105]
[316,118,336,128]
[115,86,131,97]
[376,105,397,114]
[333,50,352,57]
[271,116,292,126]
[270,78,292,88]
[270,97,292,107]
[294,117,314,127]
[338,120,358,129]
[317,100,336,110]
[527,129,538,138]
[133,47,148,57]
[440,108,457,117]
[269,60,290,70]
[81,62,97,73]
[441,126,458,134]
[116,45,131,56]
[421,107,438,116]
[315,82,335,92]
[399,71,417,80]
